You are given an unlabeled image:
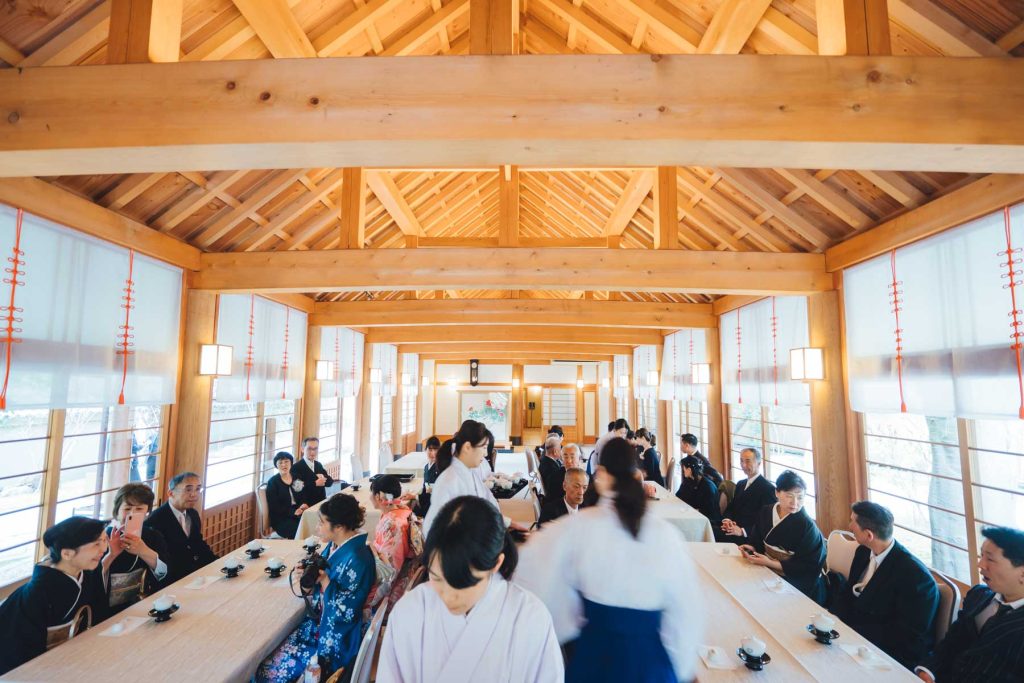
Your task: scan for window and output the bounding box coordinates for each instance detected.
[205,401,258,509]
[401,391,416,436]
[615,395,628,424]
[636,398,659,435]
[0,409,50,587]
[57,405,165,523]
[729,404,817,519]
[259,400,296,481]
[339,397,357,479]
[318,396,340,470]
[381,397,393,448]
[675,400,708,457]
[543,388,575,427]
[862,413,1024,584]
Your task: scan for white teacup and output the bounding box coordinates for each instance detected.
[303,536,319,549]
[247,540,262,551]
[267,556,285,570]
[224,556,240,569]
[741,636,766,658]
[153,595,175,611]
[812,613,836,633]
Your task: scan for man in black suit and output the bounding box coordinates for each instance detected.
[830,501,939,670]
[143,472,217,584]
[539,468,588,526]
[537,436,566,501]
[679,433,722,486]
[717,447,777,542]
[291,436,334,507]
[916,526,1024,683]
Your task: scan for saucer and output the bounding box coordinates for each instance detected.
[148,603,180,622]
[807,624,840,644]
[221,565,244,577]
[245,547,265,559]
[736,648,771,671]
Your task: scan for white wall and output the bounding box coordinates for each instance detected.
[429,363,514,436]
[524,364,578,383]
[419,360,435,439]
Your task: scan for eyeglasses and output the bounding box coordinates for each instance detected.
[176,485,204,494]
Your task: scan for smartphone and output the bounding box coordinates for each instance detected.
[123,511,143,537]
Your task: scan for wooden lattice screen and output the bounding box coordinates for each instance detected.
[204,494,256,557]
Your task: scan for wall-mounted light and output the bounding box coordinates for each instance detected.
[691,363,711,385]
[199,344,232,376]
[601,377,610,389]
[790,347,825,381]
[315,360,335,382]
[646,370,659,387]
[422,375,431,387]
[369,368,383,384]
[576,379,585,389]
[617,375,629,388]
[531,385,543,392]
[512,377,521,389]
[401,373,412,386]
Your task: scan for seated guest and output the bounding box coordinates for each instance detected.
[717,447,777,543]
[675,455,721,524]
[539,468,589,526]
[265,452,308,540]
[257,494,375,682]
[831,501,938,670]
[516,438,704,683]
[916,526,1024,683]
[370,475,414,573]
[547,425,564,442]
[379,496,564,682]
[103,483,170,614]
[0,517,109,675]
[634,428,664,486]
[732,470,827,604]
[292,436,334,507]
[414,435,442,516]
[144,472,217,584]
[562,442,581,470]
[679,433,722,486]
[538,435,567,499]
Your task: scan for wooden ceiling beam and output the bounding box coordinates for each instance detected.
[384,0,471,55]
[108,0,183,64]
[366,171,425,237]
[194,247,831,294]
[422,354,615,362]
[312,0,404,57]
[338,168,367,249]
[815,0,890,55]
[697,0,772,54]
[714,169,831,248]
[533,0,636,54]
[367,325,662,345]
[996,21,1024,52]
[193,170,308,248]
[399,342,628,355]
[888,0,1005,57]
[772,167,872,230]
[18,1,111,67]
[312,298,715,328]
[5,56,1024,175]
[231,0,316,58]
[603,169,653,236]
[616,0,700,52]
[711,295,764,317]
[0,37,25,67]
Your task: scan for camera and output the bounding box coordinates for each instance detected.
[297,553,329,593]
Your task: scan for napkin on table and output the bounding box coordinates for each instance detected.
[698,645,740,670]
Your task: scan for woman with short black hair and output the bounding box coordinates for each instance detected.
[378,496,563,682]
[515,438,704,683]
[0,516,109,675]
[265,451,307,539]
[675,454,720,524]
[103,483,169,614]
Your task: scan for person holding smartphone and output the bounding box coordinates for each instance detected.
[102,483,169,614]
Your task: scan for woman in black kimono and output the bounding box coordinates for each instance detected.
[104,483,169,615]
[731,470,826,604]
[634,428,664,486]
[265,452,308,539]
[675,454,720,524]
[0,516,109,675]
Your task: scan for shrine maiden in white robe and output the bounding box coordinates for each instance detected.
[514,498,704,682]
[377,574,564,683]
[422,457,499,536]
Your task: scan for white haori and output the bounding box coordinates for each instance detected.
[422,457,500,536]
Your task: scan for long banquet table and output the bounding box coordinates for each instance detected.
[647,482,715,542]
[2,539,307,683]
[688,542,917,681]
[384,450,531,477]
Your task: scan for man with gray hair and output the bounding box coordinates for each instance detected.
[539,468,589,526]
[717,447,777,543]
[538,435,566,500]
[144,472,218,583]
[562,443,581,470]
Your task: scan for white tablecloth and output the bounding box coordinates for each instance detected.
[688,543,917,681]
[648,483,715,542]
[385,451,531,477]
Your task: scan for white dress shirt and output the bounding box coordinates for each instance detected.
[852,539,895,597]
[170,503,190,536]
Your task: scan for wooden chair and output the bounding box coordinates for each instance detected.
[529,483,543,524]
[718,480,736,517]
[825,529,858,580]
[255,484,282,539]
[930,568,961,643]
[662,455,677,493]
[325,596,389,683]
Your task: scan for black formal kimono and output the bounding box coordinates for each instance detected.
[266,473,304,539]
[291,457,334,506]
[144,502,217,585]
[675,476,721,524]
[0,563,107,675]
[415,462,439,516]
[104,525,170,615]
[747,503,826,605]
[716,474,777,543]
[538,455,566,501]
[639,447,665,486]
[692,450,723,486]
[830,541,939,670]
[919,585,1024,683]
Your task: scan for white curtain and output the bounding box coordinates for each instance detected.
[613,354,631,400]
[720,296,810,407]
[318,326,365,398]
[0,204,182,408]
[401,353,419,397]
[844,202,1024,419]
[214,295,307,402]
[659,328,709,402]
[368,343,399,398]
[633,345,660,401]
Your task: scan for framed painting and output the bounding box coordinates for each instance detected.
[459,391,510,442]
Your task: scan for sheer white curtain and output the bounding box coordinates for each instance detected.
[0,204,182,408]
[369,343,399,398]
[720,296,810,407]
[401,353,419,397]
[613,354,631,401]
[318,326,365,398]
[633,345,660,401]
[844,203,1024,419]
[214,295,307,402]
[659,328,709,402]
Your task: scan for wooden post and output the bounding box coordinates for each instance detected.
[358,342,374,477]
[511,363,524,444]
[108,0,183,64]
[499,164,520,246]
[338,168,366,249]
[816,0,890,56]
[654,166,679,250]
[300,326,322,441]
[808,291,852,535]
[705,326,726,475]
[575,365,585,442]
[470,0,517,55]
[171,290,217,480]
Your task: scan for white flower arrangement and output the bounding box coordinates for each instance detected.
[291,479,305,492]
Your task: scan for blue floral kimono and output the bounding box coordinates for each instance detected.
[257,534,375,682]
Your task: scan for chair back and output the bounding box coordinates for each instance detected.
[718,479,737,516]
[662,456,677,493]
[930,568,961,643]
[352,597,388,683]
[255,484,271,538]
[529,483,543,523]
[825,529,858,579]
[525,448,539,476]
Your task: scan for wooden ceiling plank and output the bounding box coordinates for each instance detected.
[245,169,346,251]
[889,0,1005,57]
[18,0,111,67]
[312,0,405,57]
[366,171,426,237]
[616,0,700,52]
[0,37,26,67]
[773,167,872,229]
[154,170,247,231]
[697,0,773,54]
[231,0,316,58]
[99,172,168,210]
[533,0,636,53]
[858,170,926,206]
[715,168,831,248]
[384,0,471,55]
[603,169,653,236]
[194,169,308,248]
[675,170,790,252]
[750,7,818,54]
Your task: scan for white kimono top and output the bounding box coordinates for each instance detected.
[377,575,564,683]
[514,498,704,682]
[422,457,499,536]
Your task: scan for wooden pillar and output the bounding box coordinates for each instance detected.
[300,326,322,441]
[358,342,374,476]
[627,355,637,428]
[705,326,727,476]
[575,365,585,442]
[808,291,852,535]
[499,165,520,246]
[392,376,404,454]
[654,166,679,250]
[470,0,517,55]
[108,0,183,64]
[816,0,890,56]
[511,363,524,444]
[170,290,217,481]
[338,168,366,249]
